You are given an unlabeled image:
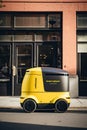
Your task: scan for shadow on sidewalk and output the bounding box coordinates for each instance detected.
[0,108,87,114]
[0,121,87,130]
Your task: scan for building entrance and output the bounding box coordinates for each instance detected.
[78,53,87,96]
[0,42,58,96]
[14,42,58,95]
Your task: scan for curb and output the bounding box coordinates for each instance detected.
[0,105,87,111]
[68,107,87,111]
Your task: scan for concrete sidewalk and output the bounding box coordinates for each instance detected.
[0,96,87,111]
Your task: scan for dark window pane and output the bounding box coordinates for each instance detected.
[77,32,87,42]
[14,33,33,41]
[14,14,46,28]
[16,45,33,83]
[0,45,10,78]
[44,73,68,92]
[0,15,11,27]
[0,34,12,41]
[48,14,61,28]
[77,14,87,28]
[38,43,57,67]
[44,32,61,41]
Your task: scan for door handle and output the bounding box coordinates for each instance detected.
[12,65,17,76]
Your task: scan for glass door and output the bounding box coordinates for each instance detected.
[14,43,33,95]
[78,53,87,96]
[0,44,12,96]
[36,42,57,67]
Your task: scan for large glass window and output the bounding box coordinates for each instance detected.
[14,13,61,28]
[77,12,87,53]
[77,31,87,53]
[0,12,62,72]
[77,12,87,96]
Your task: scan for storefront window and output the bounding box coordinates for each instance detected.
[0,45,11,78]
[37,42,58,67]
[77,12,87,69]
[14,33,33,41]
[77,32,87,42]
[77,13,87,52]
[77,12,87,96]
[77,13,87,28]
[48,14,61,28]
[0,12,62,96]
[14,14,46,28]
[14,32,61,42]
[0,34,12,41]
[0,14,11,27]
[35,33,43,41]
[14,13,61,28]
[45,32,61,41]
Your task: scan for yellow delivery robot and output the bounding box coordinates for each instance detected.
[20,67,70,112]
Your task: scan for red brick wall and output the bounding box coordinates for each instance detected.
[0,0,87,74]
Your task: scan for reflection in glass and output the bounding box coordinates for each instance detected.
[77,14,87,28]
[0,45,10,78]
[38,43,57,67]
[0,15,11,27]
[35,34,43,41]
[14,33,33,41]
[77,32,87,42]
[14,14,45,28]
[48,14,61,28]
[45,32,61,41]
[16,45,32,83]
[0,35,12,41]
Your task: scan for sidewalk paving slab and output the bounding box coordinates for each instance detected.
[0,96,87,111]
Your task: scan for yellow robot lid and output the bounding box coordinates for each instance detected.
[41,67,69,76]
[26,67,69,76]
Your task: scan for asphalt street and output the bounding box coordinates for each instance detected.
[0,109,87,130]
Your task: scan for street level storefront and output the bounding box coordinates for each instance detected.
[0,0,87,97]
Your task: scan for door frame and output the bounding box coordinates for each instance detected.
[13,42,33,96]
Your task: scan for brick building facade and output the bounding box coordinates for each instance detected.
[0,0,87,96]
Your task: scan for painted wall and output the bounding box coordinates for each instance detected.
[0,0,87,75]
